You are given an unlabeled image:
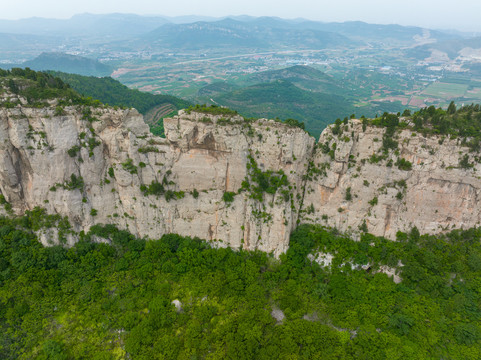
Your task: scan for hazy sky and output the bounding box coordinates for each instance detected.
[3,0,481,32]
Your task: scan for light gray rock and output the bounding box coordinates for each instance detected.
[1,101,480,256]
[0,106,313,256]
[171,299,182,313]
[271,307,285,324]
[301,119,481,238]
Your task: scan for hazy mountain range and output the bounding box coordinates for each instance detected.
[0,13,467,61]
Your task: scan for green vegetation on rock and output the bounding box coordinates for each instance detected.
[240,155,290,202]
[186,104,238,116]
[370,105,481,152]
[222,191,236,203]
[121,158,137,175]
[0,68,102,108]
[140,180,165,196]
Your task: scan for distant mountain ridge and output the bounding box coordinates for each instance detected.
[406,36,481,60]
[0,13,460,57]
[142,18,356,52]
[0,14,459,42]
[288,20,457,43]
[0,33,61,60]
[0,13,169,38]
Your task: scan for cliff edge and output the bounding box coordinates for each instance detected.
[1,84,480,255]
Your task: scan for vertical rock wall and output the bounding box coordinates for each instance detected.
[1,103,480,256]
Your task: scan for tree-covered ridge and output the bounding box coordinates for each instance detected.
[49,71,191,137]
[0,211,480,359]
[0,68,103,108]
[367,103,481,151]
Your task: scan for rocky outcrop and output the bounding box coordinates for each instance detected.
[301,119,480,237]
[0,98,479,255]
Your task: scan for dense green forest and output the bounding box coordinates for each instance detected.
[0,209,480,359]
[0,68,103,107]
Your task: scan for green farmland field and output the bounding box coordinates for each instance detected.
[422,82,468,98]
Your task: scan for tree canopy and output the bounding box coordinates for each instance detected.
[0,210,480,359]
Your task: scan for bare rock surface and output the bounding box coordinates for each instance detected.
[0,106,313,256]
[301,119,481,238]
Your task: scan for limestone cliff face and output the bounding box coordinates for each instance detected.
[301,119,480,238]
[0,101,479,255]
[0,105,313,256]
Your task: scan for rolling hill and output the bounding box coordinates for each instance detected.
[23,53,113,77]
[196,65,411,136]
[214,80,355,136]
[197,82,240,97]
[247,65,348,95]
[195,65,359,136]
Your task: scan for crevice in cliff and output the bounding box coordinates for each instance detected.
[297,143,318,224]
[427,177,476,189]
[8,146,32,211]
[383,205,392,236]
[224,162,230,192]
